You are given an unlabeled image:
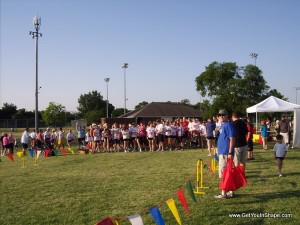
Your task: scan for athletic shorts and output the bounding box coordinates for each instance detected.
[22,143,28,149]
[206,136,214,140]
[234,145,247,165]
[247,141,253,151]
[157,134,164,142]
[113,139,120,144]
[218,154,228,179]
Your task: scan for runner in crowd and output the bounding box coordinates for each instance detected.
[129,123,139,151]
[146,121,156,152]
[111,123,121,152]
[57,127,65,150]
[66,129,76,148]
[137,121,147,152]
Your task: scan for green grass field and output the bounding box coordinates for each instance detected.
[0,140,299,225]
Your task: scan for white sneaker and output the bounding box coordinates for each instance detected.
[226,191,234,198]
[279,173,283,177]
[214,194,226,199]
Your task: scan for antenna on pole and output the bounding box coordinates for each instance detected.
[249,53,258,66]
[293,87,300,104]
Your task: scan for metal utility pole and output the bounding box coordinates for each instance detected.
[29,16,42,132]
[122,63,128,114]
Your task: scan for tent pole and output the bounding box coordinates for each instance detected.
[256,112,258,134]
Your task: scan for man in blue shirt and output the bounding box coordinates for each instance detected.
[215,109,236,199]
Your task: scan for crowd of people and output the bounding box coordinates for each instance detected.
[78,118,221,154]
[0,111,292,199]
[1,114,291,158]
[61,119,215,153]
[0,132,17,156]
[0,117,223,156]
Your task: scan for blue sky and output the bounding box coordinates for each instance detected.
[1,0,300,112]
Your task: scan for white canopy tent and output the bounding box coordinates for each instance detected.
[246,96,300,148]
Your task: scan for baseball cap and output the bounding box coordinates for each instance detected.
[218,109,228,115]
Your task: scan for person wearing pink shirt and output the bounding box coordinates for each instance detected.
[137,122,147,152]
[1,133,8,156]
[7,133,15,154]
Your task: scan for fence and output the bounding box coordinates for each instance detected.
[0,119,67,129]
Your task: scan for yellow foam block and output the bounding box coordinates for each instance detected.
[253,134,260,142]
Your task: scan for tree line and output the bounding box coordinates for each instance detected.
[0,61,286,126]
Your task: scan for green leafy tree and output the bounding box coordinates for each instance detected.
[193,100,212,119]
[0,103,17,119]
[134,101,148,110]
[77,91,115,123]
[195,62,275,117]
[180,99,191,106]
[85,110,103,124]
[41,102,66,127]
[12,108,35,119]
[111,108,126,118]
[264,89,286,100]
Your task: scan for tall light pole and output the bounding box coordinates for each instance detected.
[198,91,202,112]
[122,63,128,114]
[30,16,42,132]
[249,52,258,66]
[294,87,300,104]
[104,78,110,118]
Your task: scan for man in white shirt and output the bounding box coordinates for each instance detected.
[21,128,30,155]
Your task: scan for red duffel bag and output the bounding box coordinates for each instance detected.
[219,158,247,192]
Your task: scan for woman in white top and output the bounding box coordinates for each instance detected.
[177,122,184,150]
[30,129,37,149]
[164,121,172,150]
[57,127,65,150]
[93,126,101,152]
[102,125,111,152]
[66,130,76,148]
[85,130,93,152]
[111,123,121,152]
[146,122,156,152]
[130,123,139,151]
[170,121,178,150]
[121,124,131,152]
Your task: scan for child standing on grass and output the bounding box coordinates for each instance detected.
[260,120,268,149]
[273,135,287,177]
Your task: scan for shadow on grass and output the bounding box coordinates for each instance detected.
[285,156,300,161]
[226,190,300,206]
